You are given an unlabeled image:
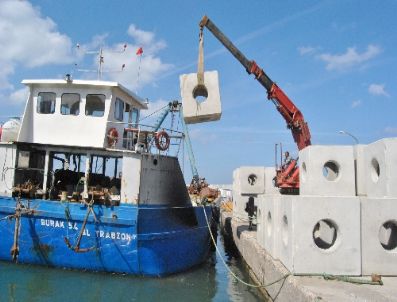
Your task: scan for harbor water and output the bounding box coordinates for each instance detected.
[0,225,266,302]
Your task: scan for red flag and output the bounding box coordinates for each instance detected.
[136,47,143,56]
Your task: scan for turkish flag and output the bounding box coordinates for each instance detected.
[136,47,143,56]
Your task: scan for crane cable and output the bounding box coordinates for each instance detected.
[197,28,205,86]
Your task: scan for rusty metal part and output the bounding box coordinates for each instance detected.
[64,201,96,253]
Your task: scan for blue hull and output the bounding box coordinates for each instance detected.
[0,198,212,276]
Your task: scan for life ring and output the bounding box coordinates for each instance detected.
[107,128,119,146]
[155,130,170,151]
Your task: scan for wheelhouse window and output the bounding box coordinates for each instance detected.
[37,92,56,114]
[61,93,80,115]
[131,108,139,127]
[85,94,105,117]
[114,98,124,121]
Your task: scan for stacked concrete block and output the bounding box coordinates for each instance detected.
[354,144,367,196]
[264,167,279,195]
[364,138,397,198]
[180,71,221,124]
[262,194,280,259]
[361,197,397,275]
[256,195,266,249]
[236,166,265,195]
[276,196,361,275]
[299,145,356,196]
[232,194,258,221]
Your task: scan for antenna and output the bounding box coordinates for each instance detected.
[75,43,127,80]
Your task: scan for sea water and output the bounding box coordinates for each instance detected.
[0,227,266,302]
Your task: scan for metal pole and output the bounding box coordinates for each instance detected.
[338,130,359,144]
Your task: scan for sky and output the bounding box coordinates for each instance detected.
[0,0,396,184]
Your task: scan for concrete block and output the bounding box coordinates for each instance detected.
[262,194,280,259]
[299,145,356,196]
[236,166,265,195]
[232,193,257,221]
[232,168,241,196]
[256,196,266,249]
[180,71,221,124]
[354,144,367,196]
[264,167,280,195]
[365,138,397,198]
[277,195,361,275]
[361,197,397,275]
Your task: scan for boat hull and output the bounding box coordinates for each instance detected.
[0,197,213,276]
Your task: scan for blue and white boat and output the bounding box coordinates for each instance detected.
[0,76,213,276]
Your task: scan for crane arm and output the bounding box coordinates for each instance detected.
[199,16,311,150]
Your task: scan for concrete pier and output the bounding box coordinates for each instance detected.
[220,211,397,302]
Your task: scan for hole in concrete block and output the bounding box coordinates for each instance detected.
[322,161,340,181]
[192,84,208,103]
[247,174,257,186]
[371,158,380,183]
[313,219,338,250]
[379,220,397,251]
[267,211,272,236]
[282,215,288,246]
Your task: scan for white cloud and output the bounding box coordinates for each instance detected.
[351,100,362,108]
[368,83,390,97]
[0,1,73,70]
[81,25,171,91]
[317,44,381,71]
[298,46,316,56]
[9,87,29,105]
[140,98,169,120]
[385,127,397,135]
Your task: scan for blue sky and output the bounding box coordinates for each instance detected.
[0,0,396,184]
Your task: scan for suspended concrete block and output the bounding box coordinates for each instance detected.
[299,145,356,196]
[276,195,361,275]
[236,166,265,195]
[361,197,397,275]
[365,138,397,198]
[180,71,221,124]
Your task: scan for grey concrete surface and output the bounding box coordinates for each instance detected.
[221,211,397,302]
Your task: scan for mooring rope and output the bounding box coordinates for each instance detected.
[201,206,290,288]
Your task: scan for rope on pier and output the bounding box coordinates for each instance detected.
[202,206,291,288]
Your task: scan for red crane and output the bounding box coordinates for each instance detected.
[199,16,311,191]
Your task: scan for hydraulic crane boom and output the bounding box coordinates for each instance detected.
[199,16,311,190]
[199,16,311,150]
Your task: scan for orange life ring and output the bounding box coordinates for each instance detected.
[107,128,119,146]
[155,130,170,151]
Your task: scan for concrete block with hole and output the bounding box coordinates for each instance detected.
[180,71,221,124]
[361,197,397,275]
[364,138,397,198]
[276,195,361,275]
[299,145,356,196]
[261,194,280,259]
[235,166,265,195]
[354,144,367,196]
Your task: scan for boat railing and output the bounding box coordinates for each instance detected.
[107,121,185,156]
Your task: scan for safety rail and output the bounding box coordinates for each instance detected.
[107,121,185,156]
